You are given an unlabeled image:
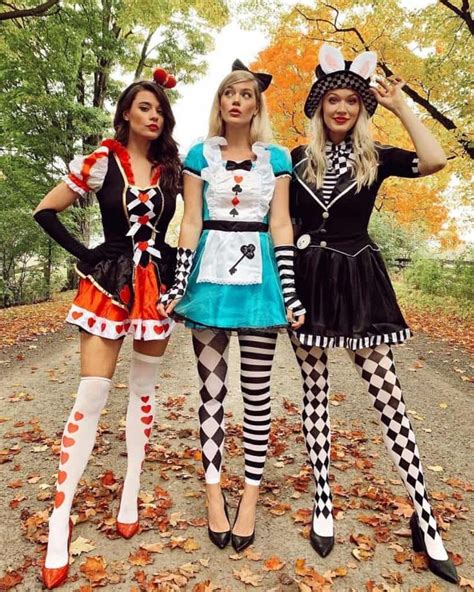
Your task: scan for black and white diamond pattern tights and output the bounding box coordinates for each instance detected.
[292,337,449,561]
[290,337,333,537]
[192,329,277,486]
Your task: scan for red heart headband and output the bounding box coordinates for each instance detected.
[153,68,177,89]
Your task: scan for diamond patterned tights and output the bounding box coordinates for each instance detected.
[291,338,448,560]
[192,329,277,486]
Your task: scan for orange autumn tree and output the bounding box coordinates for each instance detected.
[371,117,451,241]
[253,35,317,148]
[251,1,467,246]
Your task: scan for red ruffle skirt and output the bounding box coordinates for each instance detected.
[66,262,173,340]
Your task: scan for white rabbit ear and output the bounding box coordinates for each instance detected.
[349,51,377,79]
[319,44,345,74]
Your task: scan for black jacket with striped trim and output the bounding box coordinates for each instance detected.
[290,143,420,257]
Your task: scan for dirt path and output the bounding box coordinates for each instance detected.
[0,325,472,591]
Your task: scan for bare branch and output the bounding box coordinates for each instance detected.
[0,0,59,21]
[295,7,369,47]
[439,0,474,34]
[379,61,474,158]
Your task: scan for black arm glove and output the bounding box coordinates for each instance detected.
[34,208,129,264]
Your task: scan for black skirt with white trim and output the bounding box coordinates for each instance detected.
[293,243,411,350]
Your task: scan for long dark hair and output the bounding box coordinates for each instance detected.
[114,80,181,197]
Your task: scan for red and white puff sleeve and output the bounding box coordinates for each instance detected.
[64,145,110,197]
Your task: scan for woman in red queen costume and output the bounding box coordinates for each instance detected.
[33,68,180,589]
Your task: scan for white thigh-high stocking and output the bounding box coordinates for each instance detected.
[45,376,111,568]
[117,351,160,524]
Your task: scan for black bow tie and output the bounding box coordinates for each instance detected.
[225,159,253,171]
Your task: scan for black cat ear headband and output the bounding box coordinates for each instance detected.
[231,59,272,92]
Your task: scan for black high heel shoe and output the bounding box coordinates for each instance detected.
[207,492,231,549]
[231,497,256,553]
[409,513,459,584]
[309,507,334,558]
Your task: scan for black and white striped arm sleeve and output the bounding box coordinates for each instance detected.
[274,245,306,317]
[160,247,195,306]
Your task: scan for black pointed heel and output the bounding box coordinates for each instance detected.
[207,492,231,549]
[409,513,459,584]
[310,529,334,558]
[309,507,334,558]
[231,497,256,553]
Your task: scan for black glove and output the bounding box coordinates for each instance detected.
[274,245,306,319]
[34,208,130,264]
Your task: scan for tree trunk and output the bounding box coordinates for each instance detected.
[45,238,52,299]
[134,32,154,80]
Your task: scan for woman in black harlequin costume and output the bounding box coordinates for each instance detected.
[33,68,180,589]
[159,60,305,553]
[289,44,458,584]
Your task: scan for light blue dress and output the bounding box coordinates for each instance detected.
[174,136,291,332]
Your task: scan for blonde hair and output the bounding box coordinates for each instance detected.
[304,102,378,191]
[208,71,273,143]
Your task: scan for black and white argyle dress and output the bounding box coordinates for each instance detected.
[290,140,420,349]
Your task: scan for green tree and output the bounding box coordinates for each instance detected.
[368,210,424,264]
[0,0,229,305]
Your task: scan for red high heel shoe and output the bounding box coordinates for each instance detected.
[41,519,74,590]
[116,520,139,539]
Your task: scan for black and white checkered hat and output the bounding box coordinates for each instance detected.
[304,45,378,119]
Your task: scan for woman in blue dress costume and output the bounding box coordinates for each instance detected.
[289,44,458,584]
[159,60,305,552]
